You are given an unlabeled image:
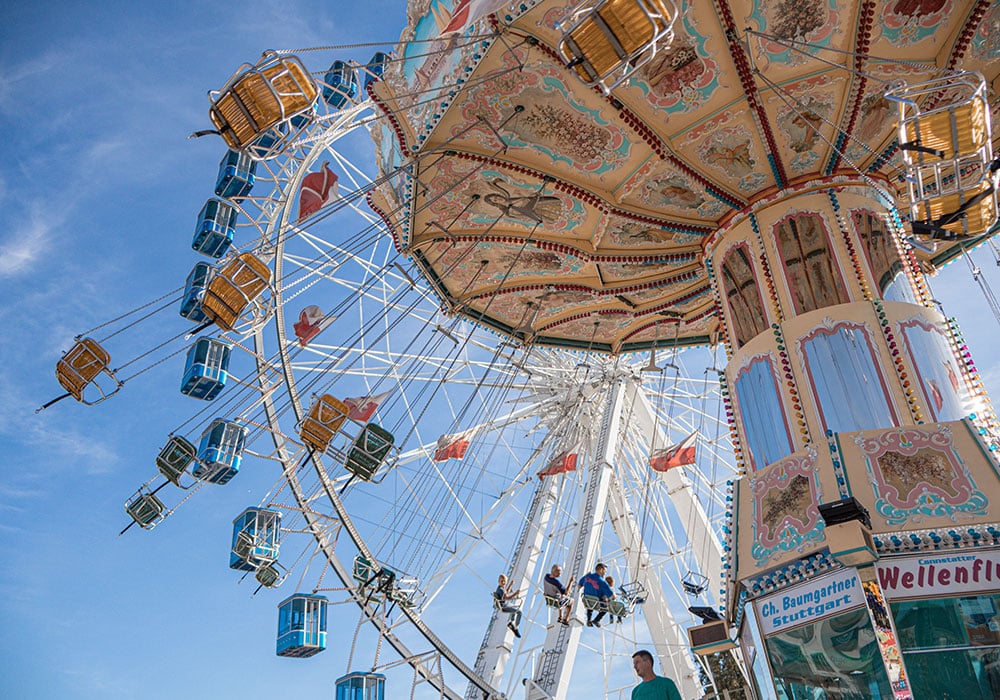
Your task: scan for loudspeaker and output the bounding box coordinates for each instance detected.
[688,620,736,655]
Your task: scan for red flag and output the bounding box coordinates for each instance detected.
[649,432,697,472]
[297,162,339,222]
[434,428,475,462]
[344,391,391,422]
[537,444,580,479]
[293,305,325,347]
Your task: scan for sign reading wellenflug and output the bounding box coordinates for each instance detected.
[756,567,865,635]
[876,549,1000,599]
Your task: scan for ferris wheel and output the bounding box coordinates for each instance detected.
[234,68,739,699]
[37,44,737,699]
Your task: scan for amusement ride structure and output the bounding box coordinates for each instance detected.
[44,1,1000,698]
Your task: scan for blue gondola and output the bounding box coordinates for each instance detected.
[276,594,328,658]
[180,338,232,400]
[360,52,390,94]
[336,672,386,700]
[191,198,238,258]
[179,262,213,322]
[215,150,257,199]
[230,507,281,571]
[194,418,246,484]
[322,60,359,109]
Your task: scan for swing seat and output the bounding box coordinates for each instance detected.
[582,595,607,611]
[558,0,677,93]
[125,489,166,529]
[55,337,121,405]
[209,53,317,152]
[256,563,282,588]
[300,394,350,451]
[345,423,394,481]
[155,435,197,486]
[912,179,997,238]
[608,599,629,618]
[202,253,271,331]
[901,98,989,162]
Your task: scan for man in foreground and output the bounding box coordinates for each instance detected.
[631,649,681,700]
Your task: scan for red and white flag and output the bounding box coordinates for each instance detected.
[434,428,476,462]
[297,162,339,222]
[344,391,391,422]
[293,305,325,347]
[649,432,697,472]
[537,444,580,479]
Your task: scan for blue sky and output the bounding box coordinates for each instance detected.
[2,3,1000,699]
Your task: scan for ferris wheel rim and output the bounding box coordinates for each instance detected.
[252,102,499,698]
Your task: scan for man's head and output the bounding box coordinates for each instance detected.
[595,563,607,575]
[632,650,655,681]
[551,564,562,576]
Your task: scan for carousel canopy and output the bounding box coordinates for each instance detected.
[368,0,999,353]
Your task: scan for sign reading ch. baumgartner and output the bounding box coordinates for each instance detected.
[876,549,1000,599]
[757,567,865,635]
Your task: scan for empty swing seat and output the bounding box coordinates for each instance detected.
[209,53,318,153]
[179,262,213,322]
[156,435,197,486]
[256,563,282,588]
[276,594,328,658]
[180,337,232,400]
[230,507,281,571]
[887,72,997,239]
[202,252,271,331]
[345,423,394,480]
[913,179,998,238]
[192,199,238,258]
[558,0,677,92]
[215,149,257,199]
[125,488,166,529]
[194,418,247,484]
[55,337,121,405]
[300,394,350,451]
[336,672,386,700]
[322,60,359,109]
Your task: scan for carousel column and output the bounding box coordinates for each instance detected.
[711,182,945,699]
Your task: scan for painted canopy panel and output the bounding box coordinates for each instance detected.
[370,0,999,352]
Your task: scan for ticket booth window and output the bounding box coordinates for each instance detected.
[891,593,1000,699]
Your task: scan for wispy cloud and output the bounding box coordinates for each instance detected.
[0,207,56,277]
[0,49,66,116]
